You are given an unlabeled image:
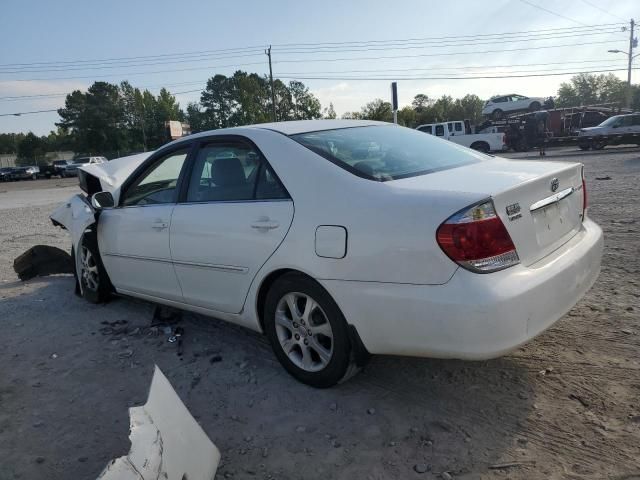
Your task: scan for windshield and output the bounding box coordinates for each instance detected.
[291,125,483,181]
[599,116,621,127]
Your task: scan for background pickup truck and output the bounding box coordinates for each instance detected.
[416,120,506,153]
[40,160,73,178]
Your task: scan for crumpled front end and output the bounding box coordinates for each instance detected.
[98,366,220,480]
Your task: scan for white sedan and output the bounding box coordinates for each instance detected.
[51,120,603,387]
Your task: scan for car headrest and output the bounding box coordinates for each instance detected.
[211,157,245,187]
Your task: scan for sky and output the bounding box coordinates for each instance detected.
[0,0,637,135]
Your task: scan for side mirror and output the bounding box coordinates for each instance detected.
[91,191,115,210]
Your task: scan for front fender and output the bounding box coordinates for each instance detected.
[50,194,97,289]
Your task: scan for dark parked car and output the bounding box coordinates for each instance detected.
[10,166,39,180]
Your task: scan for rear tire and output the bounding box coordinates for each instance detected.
[578,144,591,151]
[591,140,606,150]
[264,273,358,388]
[77,232,111,304]
[470,141,490,154]
[529,101,541,111]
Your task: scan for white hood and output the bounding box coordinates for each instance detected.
[80,151,153,204]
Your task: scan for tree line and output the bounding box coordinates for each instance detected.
[1,71,639,165]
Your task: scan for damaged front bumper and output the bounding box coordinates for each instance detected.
[98,366,220,480]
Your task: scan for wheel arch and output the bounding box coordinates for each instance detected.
[470,141,490,153]
[254,268,370,365]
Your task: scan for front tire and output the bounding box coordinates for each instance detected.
[529,101,541,111]
[492,109,503,120]
[264,273,357,388]
[77,233,111,303]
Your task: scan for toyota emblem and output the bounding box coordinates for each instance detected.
[550,178,559,192]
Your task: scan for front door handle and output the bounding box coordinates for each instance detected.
[152,220,169,230]
[251,220,279,230]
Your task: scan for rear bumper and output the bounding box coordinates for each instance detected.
[322,218,603,359]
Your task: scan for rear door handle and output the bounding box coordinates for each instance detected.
[152,221,169,230]
[251,220,279,230]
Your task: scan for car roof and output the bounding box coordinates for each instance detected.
[170,120,388,146]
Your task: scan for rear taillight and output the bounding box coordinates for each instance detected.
[436,200,519,273]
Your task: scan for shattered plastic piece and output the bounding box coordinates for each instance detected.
[13,245,74,281]
[97,366,220,480]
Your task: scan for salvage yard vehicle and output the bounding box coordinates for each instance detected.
[416,120,506,153]
[0,167,15,181]
[578,113,640,150]
[10,165,39,180]
[51,120,603,388]
[40,159,74,178]
[63,156,107,177]
[482,94,545,120]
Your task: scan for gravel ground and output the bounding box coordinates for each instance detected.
[0,148,639,480]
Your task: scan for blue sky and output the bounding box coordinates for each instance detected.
[0,0,636,135]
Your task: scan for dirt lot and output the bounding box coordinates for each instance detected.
[0,148,639,480]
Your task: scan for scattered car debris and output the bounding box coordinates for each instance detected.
[595,176,612,180]
[97,366,220,480]
[13,245,74,281]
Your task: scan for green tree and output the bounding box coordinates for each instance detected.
[323,102,337,119]
[343,99,392,121]
[556,73,627,107]
[288,80,322,120]
[0,133,26,154]
[57,82,127,154]
[17,132,48,165]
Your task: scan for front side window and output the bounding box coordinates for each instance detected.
[292,125,482,181]
[418,125,432,134]
[122,149,189,206]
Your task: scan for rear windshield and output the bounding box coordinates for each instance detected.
[291,125,483,181]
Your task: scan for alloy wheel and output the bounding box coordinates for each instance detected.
[80,246,99,291]
[274,292,334,372]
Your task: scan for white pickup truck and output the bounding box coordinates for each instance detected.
[416,120,507,153]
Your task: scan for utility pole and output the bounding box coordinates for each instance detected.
[626,18,635,109]
[265,46,277,122]
[140,101,147,152]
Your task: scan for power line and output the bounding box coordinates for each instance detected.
[0,61,268,83]
[518,0,587,26]
[0,108,59,117]
[279,64,626,77]
[0,22,624,71]
[273,39,623,64]
[0,51,266,75]
[273,29,624,54]
[0,59,625,102]
[0,45,268,69]
[0,28,624,75]
[271,22,624,48]
[277,66,640,81]
[579,0,627,22]
[275,58,624,75]
[0,37,625,83]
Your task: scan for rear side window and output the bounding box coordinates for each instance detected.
[435,125,445,136]
[454,122,463,132]
[291,125,482,181]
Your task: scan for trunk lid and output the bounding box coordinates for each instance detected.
[391,157,585,266]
